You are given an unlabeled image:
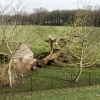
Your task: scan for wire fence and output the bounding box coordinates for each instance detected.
[0,72,100,93]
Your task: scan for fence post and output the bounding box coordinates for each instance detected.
[70,73,72,87]
[70,73,72,81]
[7,83,11,93]
[30,75,33,91]
[50,74,53,89]
[89,72,91,85]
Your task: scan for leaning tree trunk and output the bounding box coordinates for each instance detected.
[74,59,83,82]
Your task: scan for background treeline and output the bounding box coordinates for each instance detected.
[1,8,100,26]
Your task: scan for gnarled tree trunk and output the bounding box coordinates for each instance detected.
[37,36,60,68]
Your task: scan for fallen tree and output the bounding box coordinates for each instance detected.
[36,35,76,68]
[36,9,100,83]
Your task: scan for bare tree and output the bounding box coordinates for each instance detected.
[0,1,34,87]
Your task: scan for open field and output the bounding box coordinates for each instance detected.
[0,25,100,54]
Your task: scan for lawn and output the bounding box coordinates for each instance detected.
[0,85,100,100]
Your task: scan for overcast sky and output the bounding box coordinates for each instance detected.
[1,0,100,12]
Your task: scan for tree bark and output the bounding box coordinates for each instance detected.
[74,42,84,82]
[74,60,83,82]
[37,36,72,68]
[37,36,59,68]
[8,57,13,87]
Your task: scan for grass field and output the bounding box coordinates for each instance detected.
[0,85,100,100]
[1,25,100,54]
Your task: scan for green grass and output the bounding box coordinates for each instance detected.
[0,85,100,100]
[1,25,100,55]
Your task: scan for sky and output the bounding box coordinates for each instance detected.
[0,0,100,13]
